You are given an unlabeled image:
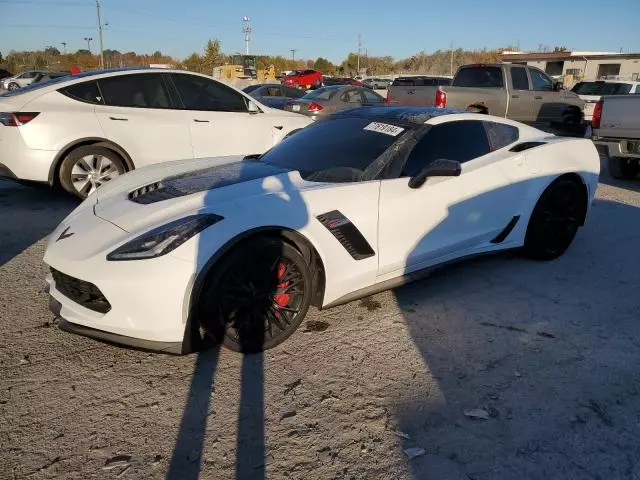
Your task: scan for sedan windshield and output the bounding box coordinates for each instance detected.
[261,117,411,182]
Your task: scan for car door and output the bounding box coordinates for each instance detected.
[377,120,518,279]
[95,73,193,168]
[170,73,275,158]
[335,88,364,112]
[507,66,536,122]
[529,68,562,126]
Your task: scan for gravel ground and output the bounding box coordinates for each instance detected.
[1,160,639,480]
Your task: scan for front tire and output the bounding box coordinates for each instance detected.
[198,237,313,353]
[608,157,640,180]
[8,82,19,91]
[524,178,585,260]
[59,145,126,199]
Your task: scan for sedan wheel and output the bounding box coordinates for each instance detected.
[199,238,313,353]
[8,82,19,91]
[524,178,585,260]
[59,145,126,199]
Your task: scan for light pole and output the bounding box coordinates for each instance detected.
[96,0,105,69]
[84,37,93,52]
[290,49,297,61]
[61,42,67,55]
[242,16,251,55]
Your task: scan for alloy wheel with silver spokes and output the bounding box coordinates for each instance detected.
[71,154,121,196]
[59,145,126,199]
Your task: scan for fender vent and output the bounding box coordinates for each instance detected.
[509,141,546,152]
[317,210,375,260]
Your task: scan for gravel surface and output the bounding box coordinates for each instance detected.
[1,160,639,480]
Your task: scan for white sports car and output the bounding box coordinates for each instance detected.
[44,107,600,353]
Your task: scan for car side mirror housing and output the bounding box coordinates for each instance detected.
[247,100,261,113]
[408,159,461,189]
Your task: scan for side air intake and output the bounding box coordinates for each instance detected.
[509,141,546,152]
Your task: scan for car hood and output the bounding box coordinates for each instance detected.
[93,156,305,233]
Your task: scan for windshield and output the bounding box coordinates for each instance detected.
[571,81,633,95]
[302,87,339,100]
[260,117,411,182]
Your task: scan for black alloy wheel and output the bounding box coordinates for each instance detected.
[199,237,312,353]
[524,178,585,260]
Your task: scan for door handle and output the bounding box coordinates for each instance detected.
[109,116,128,121]
[193,119,210,123]
[511,95,519,99]
[534,96,543,100]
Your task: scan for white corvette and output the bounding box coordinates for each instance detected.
[44,107,600,353]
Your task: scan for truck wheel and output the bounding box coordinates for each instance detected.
[609,157,640,180]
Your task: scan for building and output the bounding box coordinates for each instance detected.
[499,51,640,82]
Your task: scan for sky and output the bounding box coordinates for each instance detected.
[1,0,639,63]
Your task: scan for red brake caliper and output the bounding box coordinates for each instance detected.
[273,262,291,314]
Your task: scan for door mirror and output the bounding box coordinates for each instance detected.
[247,100,261,113]
[408,159,461,189]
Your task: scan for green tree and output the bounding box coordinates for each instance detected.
[201,39,223,74]
[182,53,203,73]
[0,51,4,65]
[44,46,60,56]
[313,57,334,73]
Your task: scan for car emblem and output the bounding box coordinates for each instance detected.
[56,227,74,242]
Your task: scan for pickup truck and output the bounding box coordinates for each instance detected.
[592,95,640,180]
[387,63,585,135]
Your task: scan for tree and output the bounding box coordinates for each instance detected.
[0,51,4,65]
[201,39,223,74]
[44,46,60,56]
[553,46,568,52]
[182,53,203,73]
[152,50,163,59]
[313,57,334,73]
[76,49,90,55]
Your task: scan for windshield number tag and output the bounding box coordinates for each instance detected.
[364,122,404,137]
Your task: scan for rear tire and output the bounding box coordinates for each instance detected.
[198,237,313,353]
[8,82,19,91]
[608,157,640,180]
[59,145,126,199]
[524,177,585,261]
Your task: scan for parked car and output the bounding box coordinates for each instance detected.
[570,80,640,123]
[0,68,311,198]
[1,70,44,90]
[362,77,392,90]
[282,70,323,90]
[283,85,385,119]
[242,83,306,110]
[0,69,13,81]
[591,95,640,180]
[44,107,599,354]
[32,71,70,84]
[387,64,585,135]
[324,77,362,86]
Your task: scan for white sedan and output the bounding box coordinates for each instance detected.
[0,68,311,198]
[44,107,600,353]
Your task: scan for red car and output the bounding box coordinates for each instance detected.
[283,69,323,90]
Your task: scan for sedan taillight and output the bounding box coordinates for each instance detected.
[308,102,324,112]
[0,112,40,127]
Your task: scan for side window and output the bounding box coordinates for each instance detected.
[340,89,362,104]
[98,74,171,108]
[362,89,383,103]
[265,86,282,97]
[530,69,553,91]
[511,67,529,90]
[483,121,519,150]
[171,74,247,112]
[284,86,305,98]
[22,72,37,79]
[403,121,490,176]
[59,81,103,105]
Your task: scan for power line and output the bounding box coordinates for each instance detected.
[0,0,90,5]
[0,23,94,30]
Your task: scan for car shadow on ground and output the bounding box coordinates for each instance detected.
[390,197,640,479]
[0,180,77,267]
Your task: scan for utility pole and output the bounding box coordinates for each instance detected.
[450,41,454,76]
[84,37,93,52]
[357,33,361,75]
[242,16,252,55]
[61,42,67,54]
[290,49,297,61]
[96,0,105,69]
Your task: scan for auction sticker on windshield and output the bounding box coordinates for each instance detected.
[363,122,404,136]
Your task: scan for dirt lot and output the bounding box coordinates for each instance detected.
[1,160,639,480]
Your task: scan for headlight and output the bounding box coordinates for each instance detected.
[107,214,223,261]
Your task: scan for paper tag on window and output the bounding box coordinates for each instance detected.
[363,122,405,136]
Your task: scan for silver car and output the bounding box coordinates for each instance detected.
[283,85,385,120]
[2,71,44,91]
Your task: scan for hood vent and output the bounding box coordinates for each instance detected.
[129,181,176,204]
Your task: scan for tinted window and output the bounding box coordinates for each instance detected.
[261,117,409,181]
[511,67,529,90]
[99,73,170,108]
[303,87,338,100]
[242,85,260,93]
[530,70,553,91]
[392,76,451,86]
[284,86,305,98]
[59,81,103,104]
[20,72,38,79]
[264,86,282,97]
[403,121,490,176]
[362,89,383,103]
[570,81,633,95]
[483,121,519,150]
[453,67,504,88]
[172,74,247,112]
[340,89,363,104]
